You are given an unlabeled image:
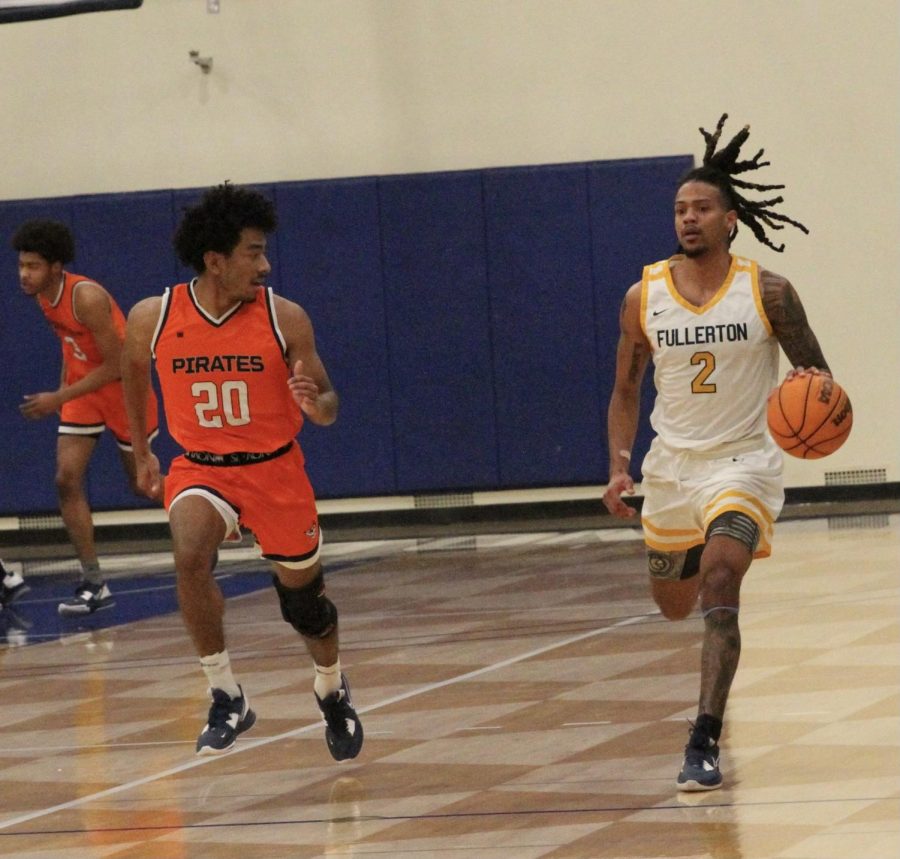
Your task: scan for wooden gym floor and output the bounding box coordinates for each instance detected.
[0,511,897,858]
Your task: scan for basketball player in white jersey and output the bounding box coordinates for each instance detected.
[603,116,831,791]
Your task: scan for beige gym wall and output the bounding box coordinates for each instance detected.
[1,0,897,488]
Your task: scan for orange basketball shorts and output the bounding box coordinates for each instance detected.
[59,380,159,451]
[165,441,321,569]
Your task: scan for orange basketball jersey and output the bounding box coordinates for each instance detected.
[38,272,127,385]
[152,282,303,454]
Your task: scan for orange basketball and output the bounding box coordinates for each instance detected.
[766,373,853,459]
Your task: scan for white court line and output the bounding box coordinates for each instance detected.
[0,612,650,832]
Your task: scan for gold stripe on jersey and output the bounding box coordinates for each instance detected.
[661,254,740,316]
[750,261,774,336]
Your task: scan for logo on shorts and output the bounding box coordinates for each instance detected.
[648,551,675,577]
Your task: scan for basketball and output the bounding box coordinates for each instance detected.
[766,373,853,459]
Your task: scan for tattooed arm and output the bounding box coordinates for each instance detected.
[603,282,652,518]
[760,269,830,373]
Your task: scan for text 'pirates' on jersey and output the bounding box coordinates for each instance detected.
[640,255,778,451]
[152,282,302,454]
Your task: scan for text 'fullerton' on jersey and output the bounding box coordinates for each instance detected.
[641,255,778,451]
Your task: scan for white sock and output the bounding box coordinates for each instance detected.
[200,650,242,699]
[80,560,103,586]
[314,659,342,699]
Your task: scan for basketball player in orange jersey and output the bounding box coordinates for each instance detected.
[12,220,160,616]
[121,182,363,760]
[603,116,831,791]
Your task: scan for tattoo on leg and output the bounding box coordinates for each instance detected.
[699,608,741,720]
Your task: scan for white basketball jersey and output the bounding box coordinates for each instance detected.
[640,255,778,451]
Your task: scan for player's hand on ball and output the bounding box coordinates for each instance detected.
[785,366,831,381]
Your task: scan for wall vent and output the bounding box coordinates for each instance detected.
[21,558,81,576]
[414,492,475,509]
[18,514,65,531]
[828,513,890,531]
[416,536,478,553]
[824,468,886,486]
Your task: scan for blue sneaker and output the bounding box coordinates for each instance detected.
[677,736,723,791]
[316,674,363,761]
[196,686,256,755]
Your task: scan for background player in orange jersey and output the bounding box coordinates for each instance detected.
[121,183,363,760]
[12,220,160,616]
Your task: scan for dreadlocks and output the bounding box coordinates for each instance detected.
[679,114,809,252]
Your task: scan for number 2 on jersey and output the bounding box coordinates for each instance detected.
[690,351,717,394]
[191,381,251,427]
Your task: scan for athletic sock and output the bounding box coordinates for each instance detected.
[200,650,242,699]
[80,560,103,586]
[314,659,342,699]
[691,713,723,746]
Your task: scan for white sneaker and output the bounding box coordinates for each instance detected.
[58,581,115,616]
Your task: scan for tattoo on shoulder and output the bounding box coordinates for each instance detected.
[760,269,829,371]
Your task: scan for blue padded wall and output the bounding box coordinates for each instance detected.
[273,179,395,497]
[589,157,693,472]
[0,154,692,515]
[484,164,602,486]
[378,172,499,492]
[70,191,183,510]
[0,197,78,515]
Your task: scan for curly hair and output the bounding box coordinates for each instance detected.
[11,219,75,264]
[174,182,277,272]
[678,114,809,252]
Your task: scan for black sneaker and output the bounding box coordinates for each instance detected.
[316,674,363,761]
[58,581,115,616]
[196,686,256,755]
[677,735,723,791]
[1,570,30,606]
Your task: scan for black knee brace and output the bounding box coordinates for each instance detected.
[272,570,337,639]
[706,510,760,554]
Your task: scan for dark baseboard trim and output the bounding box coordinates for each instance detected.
[2,483,896,561]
